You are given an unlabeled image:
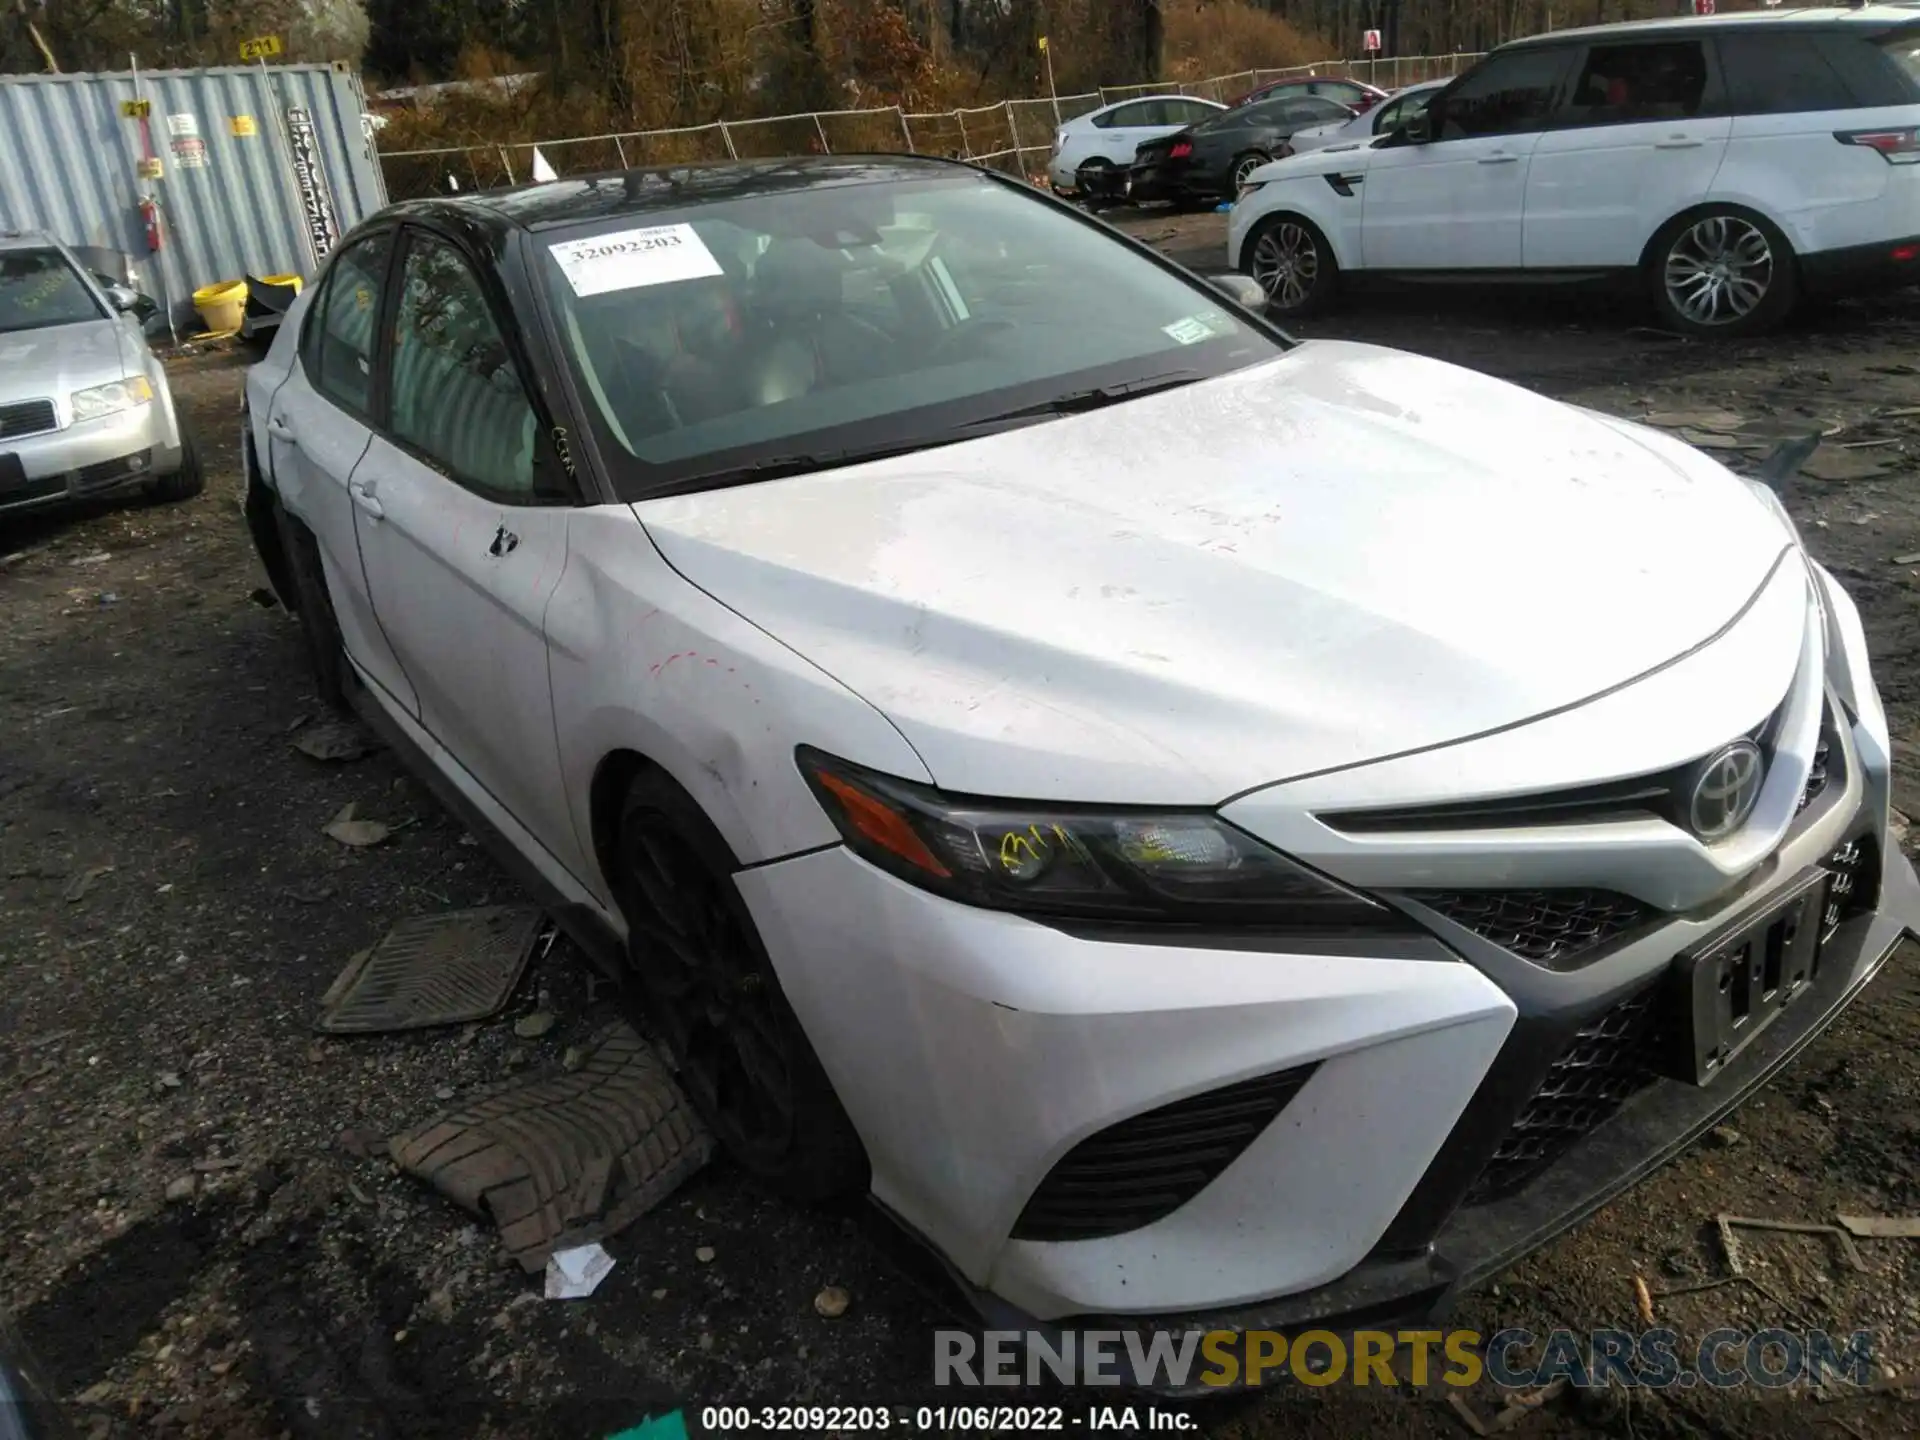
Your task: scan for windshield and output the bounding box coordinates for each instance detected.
[0,248,105,334]
[535,172,1282,495]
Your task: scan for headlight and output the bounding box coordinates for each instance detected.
[70,376,153,421]
[1236,180,1267,201]
[798,747,1401,930]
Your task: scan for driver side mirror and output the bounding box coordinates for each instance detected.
[1207,273,1268,311]
[101,281,141,313]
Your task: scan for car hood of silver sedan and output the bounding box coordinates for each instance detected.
[0,319,131,410]
[633,341,1795,804]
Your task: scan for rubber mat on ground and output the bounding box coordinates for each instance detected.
[315,905,545,1034]
[388,1022,713,1271]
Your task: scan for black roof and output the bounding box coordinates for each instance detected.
[386,154,975,235]
[1502,4,1917,47]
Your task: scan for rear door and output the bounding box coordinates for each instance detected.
[263,230,420,715]
[350,224,581,862]
[1096,99,1178,162]
[1525,36,1732,268]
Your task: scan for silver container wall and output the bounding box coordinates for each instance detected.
[0,62,388,329]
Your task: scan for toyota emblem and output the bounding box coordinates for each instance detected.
[1687,740,1765,841]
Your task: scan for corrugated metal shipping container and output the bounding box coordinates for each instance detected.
[0,63,388,328]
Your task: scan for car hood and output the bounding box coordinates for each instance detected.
[633,341,1791,804]
[0,319,130,408]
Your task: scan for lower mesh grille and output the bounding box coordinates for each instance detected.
[1406,889,1652,967]
[1465,985,1665,1206]
[1012,1064,1318,1242]
[1822,835,1877,945]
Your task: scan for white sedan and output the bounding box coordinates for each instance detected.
[1046,94,1226,196]
[1284,78,1447,157]
[242,154,1918,1361]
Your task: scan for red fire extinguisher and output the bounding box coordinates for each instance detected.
[140,196,163,253]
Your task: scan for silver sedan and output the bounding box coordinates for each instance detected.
[0,231,201,517]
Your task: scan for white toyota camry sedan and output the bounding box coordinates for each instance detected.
[241,155,1920,1353]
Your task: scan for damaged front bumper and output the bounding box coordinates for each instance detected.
[959,828,1920,1396]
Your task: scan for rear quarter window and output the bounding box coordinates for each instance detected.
[1849,29,1920,103]
[1718,32,1859,114]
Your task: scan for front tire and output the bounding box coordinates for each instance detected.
[1245,213,1338,318]
[1648,207,1798,338]
[613,768,868,1202]
[274,509,350,712]
[147,424,204,503]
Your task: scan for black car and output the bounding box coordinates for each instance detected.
[1128,93,1356,204]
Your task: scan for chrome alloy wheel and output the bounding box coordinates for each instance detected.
[1664,215,1775,327]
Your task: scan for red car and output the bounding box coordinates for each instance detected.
[1227,75,1389,113]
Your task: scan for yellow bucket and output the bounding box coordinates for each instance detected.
[260,273,303,296]
[192,279,247,336]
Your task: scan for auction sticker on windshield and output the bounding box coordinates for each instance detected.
[549,224,724,297]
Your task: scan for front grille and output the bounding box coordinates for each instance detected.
[0,474,64,505]
[1406,888,1652,967]
[1011,1064,1318,1242]
[1464,985,1665,1205]
[0,399,57,440]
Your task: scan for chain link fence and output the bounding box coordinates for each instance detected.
[377,52,1487,201]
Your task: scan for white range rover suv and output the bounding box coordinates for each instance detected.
[1230,8,1920,335]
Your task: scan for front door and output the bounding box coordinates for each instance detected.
[351,226,582,871]
[1362,45,1578,271]
[264,230,419,716]
[1525,38,1732,269]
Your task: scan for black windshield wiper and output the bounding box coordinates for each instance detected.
[649,371,1210,496]
[964,369,1207,425]
[660,438,949,493]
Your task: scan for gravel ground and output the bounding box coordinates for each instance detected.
[2,213,1918,1440]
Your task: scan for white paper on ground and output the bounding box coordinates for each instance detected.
[548,224,724,297]
[544,1242,616,1299]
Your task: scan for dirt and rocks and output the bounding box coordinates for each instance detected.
[3,214,1919,1440]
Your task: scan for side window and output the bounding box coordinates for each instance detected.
[1563,41,1711,124]
[1110,100,1167,128]
[303,232,391,416]
[1176,100,1222,124]
[1435,48,1576,140]
[387,234,540,498]
[1718,34,1856,114]
[1296,97,1357,125]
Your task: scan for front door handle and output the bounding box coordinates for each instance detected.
[489,523,520,557]
[350,479,383,520]
[267,416,298,444]
[1655,135,1705,149]
[1477,153,1519,165]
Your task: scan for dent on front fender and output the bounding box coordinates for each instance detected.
[545,506,934,883]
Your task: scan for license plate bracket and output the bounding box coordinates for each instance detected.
[1680,870,1827,1086]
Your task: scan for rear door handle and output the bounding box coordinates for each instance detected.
[267,416,297,443]
[350,479,383,520]
[489,524,519,558]
[1655,137,1704,149]
[1477,153,1519,165]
